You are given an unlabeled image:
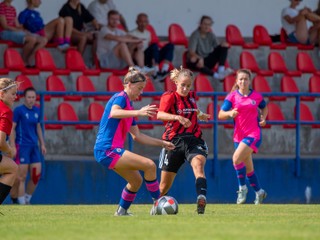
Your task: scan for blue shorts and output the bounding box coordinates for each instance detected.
[287,32,311,45]
[234,137,261,153]
[94,147,125,169]
[0,30,26,44]
[16,144,41,165]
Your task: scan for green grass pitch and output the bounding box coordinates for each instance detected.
[0,204,319,240]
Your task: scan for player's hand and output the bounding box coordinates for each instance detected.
[162,141,175,150]
[198,113,210,122]
[229,108,239,118]
[259,115,266,127]
[6,146,15,159]
[176,116,192,128]
[41,144,47,155]
[140,104,158,117]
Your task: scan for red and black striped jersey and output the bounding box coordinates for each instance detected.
[158,91,202,141]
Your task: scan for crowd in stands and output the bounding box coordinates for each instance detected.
[0,0,319,79]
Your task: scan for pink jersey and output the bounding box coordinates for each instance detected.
[222,90,266,143]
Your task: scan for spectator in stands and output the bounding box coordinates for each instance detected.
[186,15,233,81]
[129,13,174,81]
[19,0,72,52]
[281,0,320,47]
[59,0,100,55]
[9,87,46,205]
[218,69,268,205]
[0,0,46,67]
[0,77,18,204]
[97,10,153,72]
[157,67,210,214]
[87,0,128,31]
[94,67,175,216]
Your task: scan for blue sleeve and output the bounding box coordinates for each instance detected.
[18,9,28,25]
[132,118,137,126]
[113,95,127,109]
[221,100,232,111]
[13,107,20,123]
[259,99,267,109]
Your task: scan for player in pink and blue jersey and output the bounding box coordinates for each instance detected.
[219,69,268,205]
[94,67,175,216]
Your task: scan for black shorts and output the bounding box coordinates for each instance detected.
[159,134,208,173]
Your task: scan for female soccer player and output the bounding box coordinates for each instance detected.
[218,69,268,204]
[9,87,46,204]
[94,67,175,216]
[0,78,18,204]
[157,66,210,214]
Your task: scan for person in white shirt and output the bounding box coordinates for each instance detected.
[87,0,127,31]
[97,10,149,71]
[129,13,174,81]
[281,0,320,46]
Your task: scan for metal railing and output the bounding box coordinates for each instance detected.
[35,91,320,177]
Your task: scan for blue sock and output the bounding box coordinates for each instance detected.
[247,171,261,192]
[119,187,137,210]
[233,162,247,187]
[145,179,160,201]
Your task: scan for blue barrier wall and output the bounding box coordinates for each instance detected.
[4,158,320,204]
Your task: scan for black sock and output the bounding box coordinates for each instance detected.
[0,182,12,204]
[195,177,207,196]
[11,197,18,204]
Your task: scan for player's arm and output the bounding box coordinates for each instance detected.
[129,125,175,150]
[8,122,17,157]
[157,111,191,128]
[218,99,238,120]
[110,104,158,119]
[259,106,268,127]
[36,123,46,155]
[0,130,13,158]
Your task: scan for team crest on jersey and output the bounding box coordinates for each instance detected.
[251,100,256,105]
[116,148,121,153]
[189,97,195,103]
[177,109,182,114]
[35,113,39,119]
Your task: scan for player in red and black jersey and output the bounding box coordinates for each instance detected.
[0,78,18,204]
[157,67,210,214]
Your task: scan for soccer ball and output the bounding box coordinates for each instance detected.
[155,196,179,215]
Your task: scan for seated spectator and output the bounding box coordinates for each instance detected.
[186,15,233,81]
[97,10,152,72]
[59,0,100,55]
[19,0,73,52]
[88,0,128,31]
[129,13,174,81]
[281,0,320,47]
[0,0,46,66]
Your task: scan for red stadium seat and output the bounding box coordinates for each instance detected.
[142,77,161,101]
[266,102,294,128]
[296,52,320,75]
[106,75,124,100]
[146,24,168,48]
[57,102,92,130]
[194,74,214,100]
[4,48,40,75]
[164,75,176,92]
[295,103,320,128]
[44,115,63,130]
[46,75,81,101]
[253,25,286,49]
[88,102,104,122]
[35,49,70,75]
[280,76,313,101]
[240,51,273,76]
[65,49,100,76]
[252,75,286,101]
[76,75,109,101]
[225,24,259,49]
[168,23,188,48]
[201,102,220,129]
[268,52,301,77]
[308,75,320,101]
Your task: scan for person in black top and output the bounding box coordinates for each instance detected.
[59,0,100,55]
[157,66,210,214]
